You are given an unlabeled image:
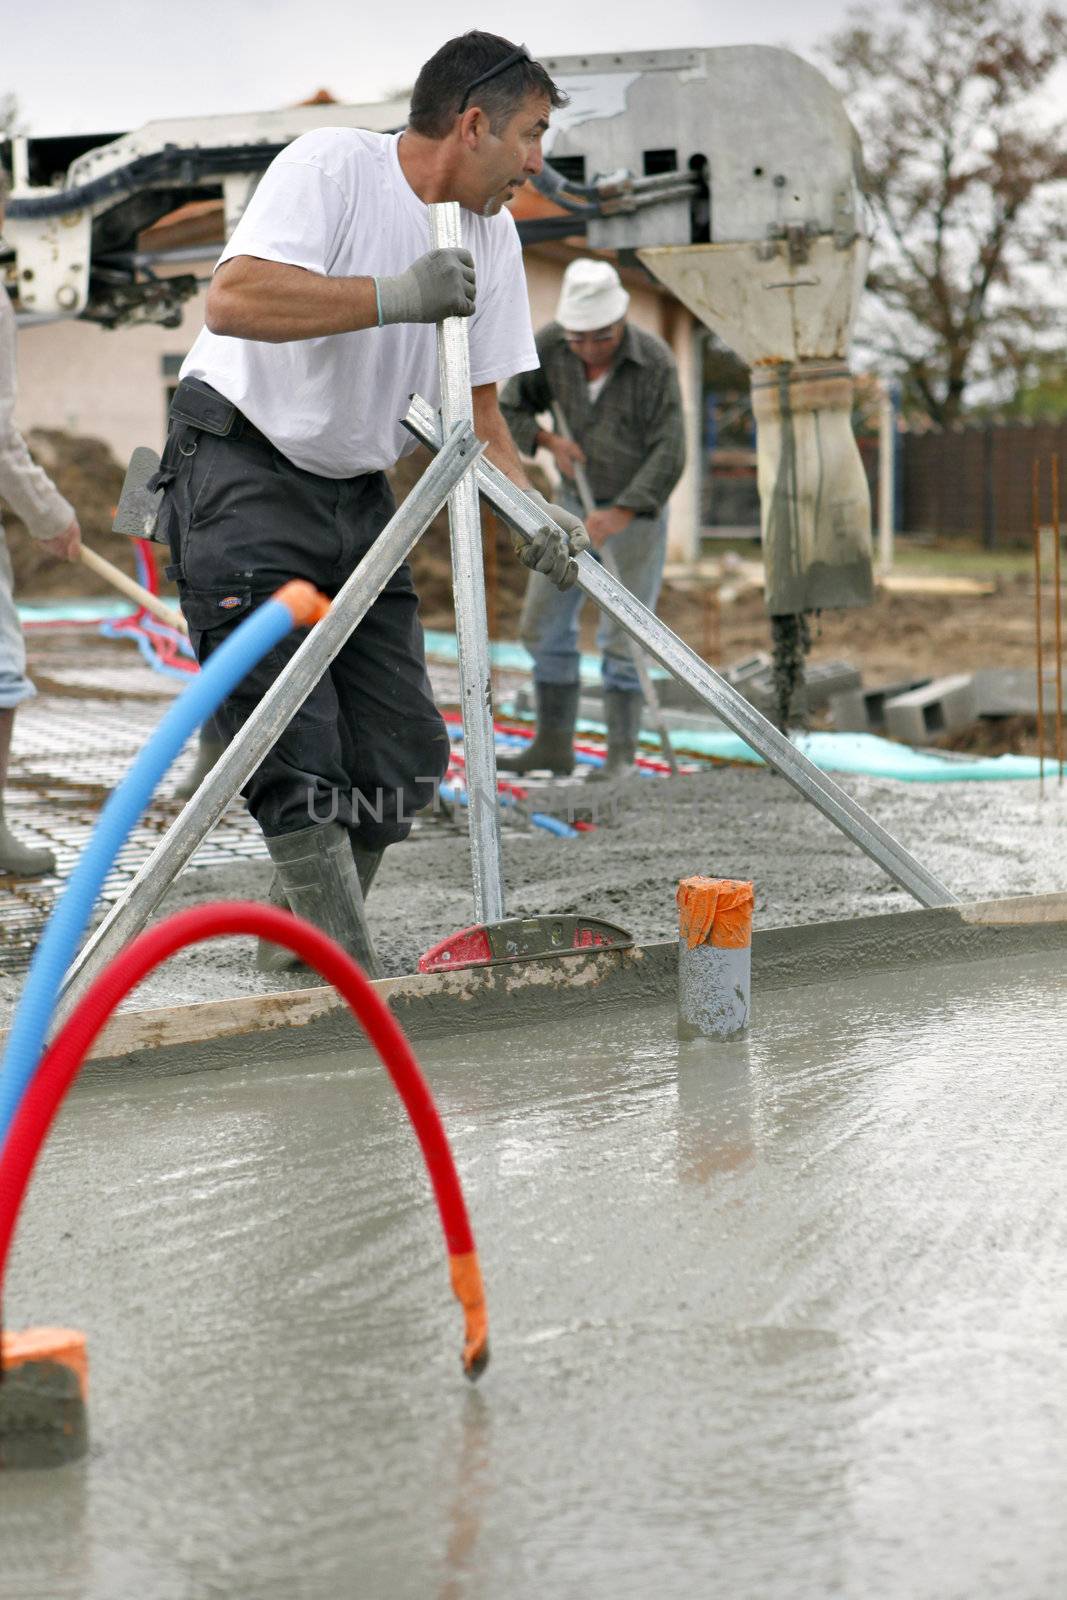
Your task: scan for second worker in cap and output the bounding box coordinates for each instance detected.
[499,259,686,780]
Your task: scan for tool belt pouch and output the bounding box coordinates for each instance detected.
[169,376,238,436]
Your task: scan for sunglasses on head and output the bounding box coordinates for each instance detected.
[457,45,531,114]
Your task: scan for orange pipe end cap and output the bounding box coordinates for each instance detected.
[2,1326,88,1396]
[450,1251,490,1381]
[274,580,331,628]
[676,876,754,950]
[464,1326,490,1381]
[0,1327,89,1468]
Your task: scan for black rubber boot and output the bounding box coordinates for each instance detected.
[0,800,55,878]
[259,840,387,976]
[175,731,228,800]
[256,873,293,974]
[586,689,644,783]
[352,841,384,898]
[497,682,579,776]
[256,822,382,979]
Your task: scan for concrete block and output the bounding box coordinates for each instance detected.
[656,652,772,711]
[830,678,930,733]
[656,654,859,720]
[884,674,978,746]
[723,652,772,689]
[973,668,1067,718]
[830,688,873,732]
[744,660,861,719]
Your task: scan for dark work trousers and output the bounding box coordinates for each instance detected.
[154,420,450,846]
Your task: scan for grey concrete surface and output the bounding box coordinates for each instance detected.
[7,628,1065,1019]
[7,763,1059,1017]
[3,949,1066,1598]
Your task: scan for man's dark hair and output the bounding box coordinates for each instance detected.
[409,32,566,138]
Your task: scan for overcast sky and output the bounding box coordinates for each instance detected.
[6,0,861,137]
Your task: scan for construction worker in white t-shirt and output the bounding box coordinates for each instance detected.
[151,32,589,976]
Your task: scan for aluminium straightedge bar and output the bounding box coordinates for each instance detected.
[404,394,957,910]
[429,202,504,925]
[58,422,484,1017]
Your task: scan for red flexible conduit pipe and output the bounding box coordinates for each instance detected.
[0,903,488,1379]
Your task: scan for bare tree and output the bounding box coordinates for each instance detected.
[826,0,1067,424]
[1,93,23,138]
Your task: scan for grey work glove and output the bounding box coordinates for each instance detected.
[511,489,591,592]
[375,248,476,325]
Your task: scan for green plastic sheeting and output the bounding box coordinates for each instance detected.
[424,628,622,684]
[20,598,136,623]
[638,725,1054,784]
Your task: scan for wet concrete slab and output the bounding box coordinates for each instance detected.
[2,948,1067,1598]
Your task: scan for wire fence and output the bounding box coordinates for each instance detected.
[880,421,1067,545]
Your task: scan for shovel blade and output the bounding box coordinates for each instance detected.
[112,445,163,539]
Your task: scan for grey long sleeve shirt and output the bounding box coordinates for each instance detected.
[0,290,74,541]
[499,320,686,517]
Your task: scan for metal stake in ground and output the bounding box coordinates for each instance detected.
[551,401,679,776]
[1032,459,1046,795]
[429,202,504,926]
[405,394,957,911]
[1052,455,1063,785]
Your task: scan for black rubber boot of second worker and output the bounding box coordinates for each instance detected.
[497,682,579,777]
[586,689,644,783]
[256,822,383,979]
[175,733,228,801]
[0,799,55,878]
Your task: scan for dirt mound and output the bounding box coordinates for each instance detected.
[4,429,146,599]
[938,714,1050,759]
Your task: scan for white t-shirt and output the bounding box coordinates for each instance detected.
[181,128,538,478]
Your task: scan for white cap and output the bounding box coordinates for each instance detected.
[555,259,630,332]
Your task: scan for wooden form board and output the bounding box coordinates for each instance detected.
[16,892,1063,1079]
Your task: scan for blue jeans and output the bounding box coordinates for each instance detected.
[519,496,668,693]
[0,523,35,709]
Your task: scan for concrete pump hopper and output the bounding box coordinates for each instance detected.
[537,46,875,642]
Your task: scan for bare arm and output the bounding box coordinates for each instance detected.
[206,256,379,343]
[472,383,590,575]
[472,383,533,487]
[207,247,475,343]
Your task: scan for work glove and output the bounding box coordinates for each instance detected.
[375,248,476,325]
[511,490,591,592]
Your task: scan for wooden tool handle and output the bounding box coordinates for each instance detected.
[78,545,188,637]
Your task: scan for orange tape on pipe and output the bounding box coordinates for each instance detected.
[449,1251,489,1378]
[1,1325,88,1399]
[676,877,754,950]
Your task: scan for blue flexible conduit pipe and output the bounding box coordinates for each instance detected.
[0,592,308,1146]
[440,779,580,840]
[99,618,194,681]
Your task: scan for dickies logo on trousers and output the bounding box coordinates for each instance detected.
[217,596,243,609]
